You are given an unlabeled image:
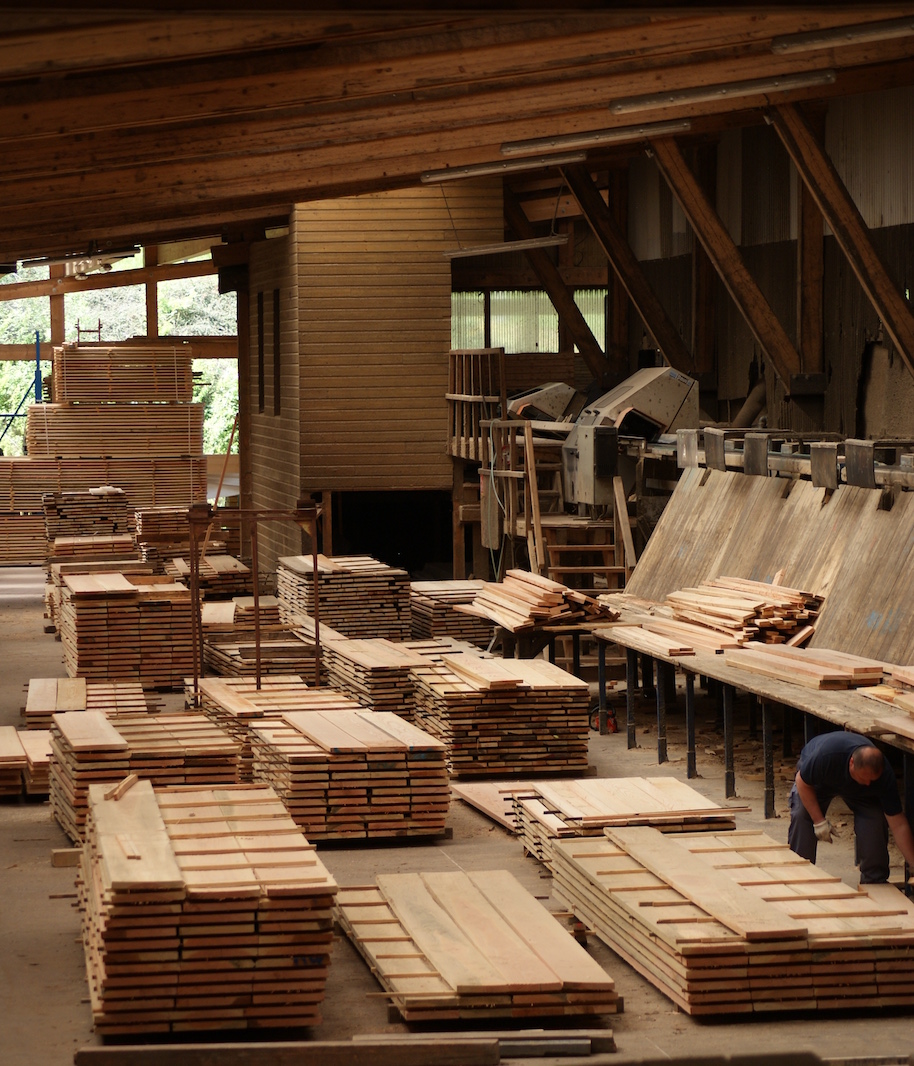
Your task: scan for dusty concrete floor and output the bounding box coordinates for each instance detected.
[1,566,913,1066]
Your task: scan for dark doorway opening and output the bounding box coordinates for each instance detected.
[327,490,452,579]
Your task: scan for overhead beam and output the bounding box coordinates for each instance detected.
[503,187,609,381]
[0,259,217,303]
[769,101,914,378]
[561,163,694,374]
[648,136,802,387]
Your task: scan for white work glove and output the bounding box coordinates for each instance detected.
[813,819,834,843]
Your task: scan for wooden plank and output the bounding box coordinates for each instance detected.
[606,826,806,940]
[53,710,129,752]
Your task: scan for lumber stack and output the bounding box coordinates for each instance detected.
[722,644,886,690]
[456,569,618,634]
[663,576,824,645]
[407,644,590,777]
[203,628,321,681]
[510,777,743,869]
[194,675,322,779]
[58,572,194,689]
[23,677,152,729]
[251,709,449,840]
[78,780,337,1035]
[0,725,27,795]
[276,554,410,639]
[0,513,46,563]
[49,710,240,843]
[552,826,914,1015]
[43,486,137,539]
[321,636,427,721]
[409,580,495,648]
[45,558,154,634]
[20,729,52,794]
[336,869,619,1021]
[164,554,253,598]
[52,343,195,403]
[26,402,204,459]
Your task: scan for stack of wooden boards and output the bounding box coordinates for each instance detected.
[51,343,195,404]
[78,779,337,1034]
[27,402,204,460]
[250,708,449,840]
[722,644,886,690]
[58,571,194,688]
[164,554,252,598]
[457,569,618,634]
[0,725,51,795]
[276,554,410,640]
[49,710,240,843]
[408,644,590,776]
[43,487,138,563]
[336,869,619,1021]
[452,777,744,868]
[200,598,325,680]
[22,677,151,729]
[409,580,495,647]
[551,825,914,1015]
[321,636,429,721]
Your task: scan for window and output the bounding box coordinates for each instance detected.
[452,288,607,353]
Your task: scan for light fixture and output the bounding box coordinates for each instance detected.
[500,119,691,156]
[609,70,837,115]
[772,17,914,54]
[420,152,586,184]
[444,234,569,259]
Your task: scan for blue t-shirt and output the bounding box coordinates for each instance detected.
[797,731,901,816]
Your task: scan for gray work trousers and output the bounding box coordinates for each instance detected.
[787,783,890,883]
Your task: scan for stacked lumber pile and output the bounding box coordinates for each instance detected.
[44,486,136,542]
[456,569,618,634]
[722,644,886,691]
[321,636,427,721]
[194,675,323,779]
[336,869,619,1021]
[0,513,46,564]
[78,779,337,1035]
[44,559,156,633]
[552,826,914,1015]
[23,677,151,729]
[409,580,495,647]
[26,402,204,459]
[52,343,194,403]
[49,710,240,843]
[663,576,824,645]
[407,644,590,777]
[509,777,744,869]
[49,533,137,561]
[203,628,321,681]
[19,729,52,794]
[0,725,27,795]
[58,572,194,689]
[276,554,410,639]
[164,553,252,598]
[251,709,449,840]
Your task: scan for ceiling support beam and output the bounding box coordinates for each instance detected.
[649,136,801,388]
[607,169,630,382]
[560,163,693,375]
[769,101,914,379]
[690,144,718,378]
[503,187,609,381]
[0,259,217,303]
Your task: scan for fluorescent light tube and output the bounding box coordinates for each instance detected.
[420,152,586,183]
[772,17,914,54]
[609,70,836,115]
[500,119,691,156]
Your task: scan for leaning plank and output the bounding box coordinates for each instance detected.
[605,826,806,941]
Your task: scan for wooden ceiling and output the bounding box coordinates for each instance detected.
[2,6,914,266]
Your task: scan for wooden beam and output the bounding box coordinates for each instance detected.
[648,136,801,387]
[561,163,694,374]
[503,186,608,380]
[0,259,217,303]
[144,245,159,340]
[769,101,914,378]
[0,336,237,363]
[607,169,630,381]
[690,144,718,376]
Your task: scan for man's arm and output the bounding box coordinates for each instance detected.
[885,812,914,872]
[795,771,825,823]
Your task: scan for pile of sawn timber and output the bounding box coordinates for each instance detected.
[22,676,152,729]
[336,869,619,1021]
[551,825,914,1015]
[250,708,449,840]
[78,779,337,1035]
[409,580,495,647]
[164,554,252,598]
[321,636,429,721]
[49,710,240,843]
[0,725,51,795]
[457,569,618,633]
[407,643,591,776]
[276,553,410,640]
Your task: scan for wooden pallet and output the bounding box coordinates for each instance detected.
[552,826,914,1015]
[78,780,337,1034]
[250,708,449,840]
[336,869,619,1021]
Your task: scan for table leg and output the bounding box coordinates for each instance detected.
[685,671,696,779]
[597,640,608,735]
[762,699,775,819]
[641,653,655,698]
[572,632,581,677]
[723,682,735,799]
[748,693,758,740]
[626,647,638,749]
[656,660,672,765]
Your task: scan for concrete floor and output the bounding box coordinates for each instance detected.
[1,566,913,1066]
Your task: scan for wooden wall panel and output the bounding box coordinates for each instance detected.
[248,235,303,572]
[292,182,503,493]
